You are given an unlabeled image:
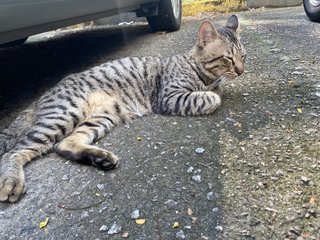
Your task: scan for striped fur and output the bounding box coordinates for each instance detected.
[0,15,245,202]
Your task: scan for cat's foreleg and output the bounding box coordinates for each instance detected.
[0,139,54,202]
[161,91,221,116]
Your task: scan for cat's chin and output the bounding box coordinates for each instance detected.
[224,73,238,79]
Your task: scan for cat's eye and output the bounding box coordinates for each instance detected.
[224,56,234,64]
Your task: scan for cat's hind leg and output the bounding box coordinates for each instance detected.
[54,114,119,170]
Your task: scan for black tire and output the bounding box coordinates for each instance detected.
[0,37,28,48]
[303,0,320,22]
[147,0,182,32]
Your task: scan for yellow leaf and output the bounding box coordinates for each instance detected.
[136,137,142,141]
[135,219,146,225]
[187,208,193,216]
[95,193,101,196]
[310,197,317,205]
[288,80,294,84]
[297,108,303,113]
[39,217,49,228]
[172,222,179,228]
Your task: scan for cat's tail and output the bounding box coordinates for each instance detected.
[0,103,36,156]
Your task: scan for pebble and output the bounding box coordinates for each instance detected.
[207,192,215,201]
[80,211,89,220]
[131,209,140,219]
[176,230,186,239]
[96,184,105,190]
[195,147,205,154]
[192,175,202,183]
[301,176,310,184]
[262,136,270,141]
[215,226,223,232]
[108,222,121,235]
[99,225,108,232]
[187,166,194,173]
[275,170,284,177]
[122,232,130,238]
[62,175,69,181]
[165,199,178,207]
[212,207,219,213]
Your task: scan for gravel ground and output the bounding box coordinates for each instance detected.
[0,6,319,240]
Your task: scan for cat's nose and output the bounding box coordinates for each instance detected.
[235,66,244,76]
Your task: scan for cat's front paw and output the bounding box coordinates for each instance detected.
[0,167,26,203]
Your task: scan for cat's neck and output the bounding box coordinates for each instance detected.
[184,48,219,86]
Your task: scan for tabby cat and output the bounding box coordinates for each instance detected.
[0,15,245,203]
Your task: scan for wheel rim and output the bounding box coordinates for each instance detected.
[171,0,181,19]
[310,0,320,7]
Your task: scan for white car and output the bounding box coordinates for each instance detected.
[0,0,182,45]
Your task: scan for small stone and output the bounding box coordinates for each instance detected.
[131,209,140,220]
[195,147,205,154]
[176,230,186,239]
[292,71,303,75]
[192,175,202,183]
[187,166,194,173]
[301,176,310,184]
[108,222,121,235]
[275,170,284,177]
[212,207,219,213]
[165,199,177,207]
[207,192,214,201]
[122,232,130,238]
[96,184,105,190]
[80,211,89,219]
[215,225,223,232]
[99,225,108,232]
[62,175,69,181]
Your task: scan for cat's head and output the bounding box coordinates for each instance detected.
[194,15,246,83]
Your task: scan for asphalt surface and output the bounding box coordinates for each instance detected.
[0,6,320,240]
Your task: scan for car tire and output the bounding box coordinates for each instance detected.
[147,0,182,32]
[303,0,320,22]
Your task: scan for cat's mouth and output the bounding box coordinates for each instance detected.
[224,72,239,79]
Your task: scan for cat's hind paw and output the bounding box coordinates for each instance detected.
[89,149,119,171]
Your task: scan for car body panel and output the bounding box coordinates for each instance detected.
[0,0,158,44]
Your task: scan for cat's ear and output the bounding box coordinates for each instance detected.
[197,21,220,49]
[226,15,239,32]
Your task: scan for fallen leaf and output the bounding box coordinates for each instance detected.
[297,108,303,113]
[39,217,49,228]
[191,217,197,224]
[309,197,317,205]
[288,80,294,84]
[172,222,179,228]
[95,193,101,197]
[187,208,193,216]
[122,232,130,238]
[135,219,146,225]
[234,122,242,128]
[136,137,142,141]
